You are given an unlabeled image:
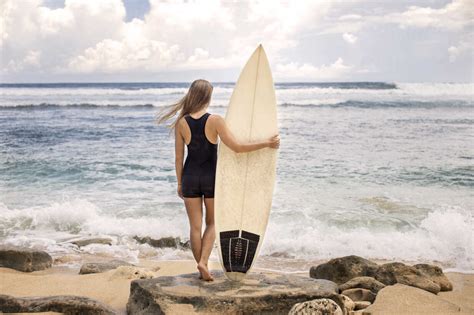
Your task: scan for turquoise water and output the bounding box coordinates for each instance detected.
[0,82,472,271]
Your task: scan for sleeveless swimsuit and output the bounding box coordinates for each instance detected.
[181,112,217,198]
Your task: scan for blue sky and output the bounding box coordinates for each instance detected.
[1,0,472,83]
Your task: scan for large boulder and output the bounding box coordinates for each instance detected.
[0,245,52,272]
[79,259,135,274]
[310,255,379,284]
[374,262,440,294]
[0,294,116,315]
[413,263,453,291]
[362,283,461,314]
[127,271,344,314]
[339,276,385,294]
[289,298,343,315]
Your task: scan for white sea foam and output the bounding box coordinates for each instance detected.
[0,87,188,96]
[1,199,472,271]
[264,207,473,271]
[0,83,472,107]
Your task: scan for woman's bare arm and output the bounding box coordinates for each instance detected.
[174,120,185,198]
[213,115,279,153]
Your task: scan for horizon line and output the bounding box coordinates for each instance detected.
[0,80,472,85]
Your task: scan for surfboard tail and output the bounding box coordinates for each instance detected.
[219,230,260,275]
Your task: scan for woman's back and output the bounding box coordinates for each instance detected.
[182,112,217,176]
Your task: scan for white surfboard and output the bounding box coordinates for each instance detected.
[214,44,278,281]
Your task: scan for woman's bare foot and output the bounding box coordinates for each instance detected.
[198,262,208,279]
[197,262,213,281]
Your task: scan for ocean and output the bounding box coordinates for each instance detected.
[0,82,472,272]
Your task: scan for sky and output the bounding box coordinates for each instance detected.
[0,0,473,83]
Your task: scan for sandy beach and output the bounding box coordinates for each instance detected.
[1,258,473,314]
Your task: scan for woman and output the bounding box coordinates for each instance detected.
[156,79,280,281]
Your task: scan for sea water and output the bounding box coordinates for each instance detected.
[0,82,472,272]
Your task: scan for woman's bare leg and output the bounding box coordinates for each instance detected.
[184,197,203,265]
[197,197,215,281]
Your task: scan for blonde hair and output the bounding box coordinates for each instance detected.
[155,79,213,131]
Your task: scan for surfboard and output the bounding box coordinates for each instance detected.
[214,44,278,281]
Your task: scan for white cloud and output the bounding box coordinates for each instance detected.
[448,41,472,62]
[1,0,471,82]
[385,0,473,31]
[342,32,358,44]
[23,50,41,67]
[323,0,473,36]
[274,58,353,81]
[1,0,342,79]
[67,38,181,73]
[338,14,362,21]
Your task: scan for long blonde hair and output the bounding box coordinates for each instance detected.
[155,79,213,131]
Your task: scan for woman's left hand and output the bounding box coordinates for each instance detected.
[177,184,183,199]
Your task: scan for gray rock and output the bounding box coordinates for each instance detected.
[133,236,182,248]
[310,255,379,284]
[340,288,376,303]
[70,237,113,247]
[340,294,356,313]
[126,271,344,314]
[179,239,191,250]
[413,263,453,291]
[0,245,52,272]
[353,300,371,310]
[362,283,461,314]
[374,262,440,294]
[289,298,343,315]
[339,276,386,294]
[0,294,116,315]
[79,259,135,274]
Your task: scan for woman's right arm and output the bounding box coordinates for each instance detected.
[214,115,280,153]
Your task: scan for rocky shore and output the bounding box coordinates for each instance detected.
[0,238,473,314]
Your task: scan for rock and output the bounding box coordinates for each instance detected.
[362,283,461,314]
[109,266,159,280]
[179,239,191,250]
[413,263,453,291]
[374,262,440,294]
[341,288,376,303]
[0,245,53,272]
[70,237,113,247]
[310,255,379,284]
[133,235,191,250]
[133,236,182,249]
[353,300,371,310]
[126,271,344,314]
[339,276,385,294]
[289,298,343,315]
[79,259,135,274]
[0,294,116,314]
[340,294,356,313]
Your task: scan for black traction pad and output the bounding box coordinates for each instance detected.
[220,230,260,273]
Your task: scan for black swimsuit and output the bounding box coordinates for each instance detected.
[181,112,217,198]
